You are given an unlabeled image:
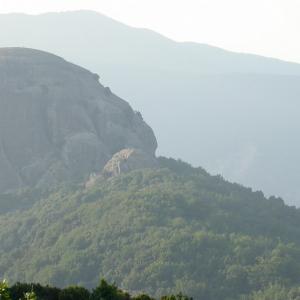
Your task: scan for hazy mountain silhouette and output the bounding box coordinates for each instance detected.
[1,10,300,204]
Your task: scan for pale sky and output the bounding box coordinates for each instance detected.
[1,0,300,63]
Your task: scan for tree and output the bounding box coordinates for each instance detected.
[59,286,90,300]
[160,293,193,300]
[90,279,130,300]
[24,291,37,300]
[0,280,11,300]
[132,295,155,300]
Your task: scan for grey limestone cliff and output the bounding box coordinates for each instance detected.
[0,47,157,192]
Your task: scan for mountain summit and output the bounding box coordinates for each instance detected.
[0,47,157,192]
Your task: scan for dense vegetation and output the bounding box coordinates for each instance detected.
[3,279,300,300]
[1,158,300,299]
[0,279,191,300]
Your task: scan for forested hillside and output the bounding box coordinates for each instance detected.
[0,279,192,300]
[1,158,300,299]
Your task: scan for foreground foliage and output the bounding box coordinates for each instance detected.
[2,279,190,300]
[1,158,300,299]
[3,278,300,300]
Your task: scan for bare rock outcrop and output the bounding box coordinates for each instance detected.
[0,48,157,192]
[85,148,158,188]
[103,148,158,177]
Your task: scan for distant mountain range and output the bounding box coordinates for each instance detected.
[1,11,300,204]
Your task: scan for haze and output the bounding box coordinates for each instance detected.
[2,1,300,298]
[1,0,300,64]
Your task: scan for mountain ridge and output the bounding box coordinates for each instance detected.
[1,11,300,75]
[1,10,299,204]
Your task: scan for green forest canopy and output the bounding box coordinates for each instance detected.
[1,158,300,299]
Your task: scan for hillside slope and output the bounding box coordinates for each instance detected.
[1,11,300,204]
[1,158,300,299]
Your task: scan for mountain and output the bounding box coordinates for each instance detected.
[1,158,300,300]
[0,48,156,192]
[1,46,300,299]
[0,11,299,204]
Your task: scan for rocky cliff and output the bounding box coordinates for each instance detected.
[0,47,157,192]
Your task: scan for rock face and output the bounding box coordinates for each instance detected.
[103,148,158,177]
[85,148,158,188]
[0,48,157,192]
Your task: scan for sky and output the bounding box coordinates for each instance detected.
[1,0,300,63]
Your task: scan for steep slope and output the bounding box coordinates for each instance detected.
[1,159,300,299]
[0,48,157,192]
[0,11,300,204]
